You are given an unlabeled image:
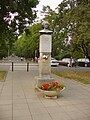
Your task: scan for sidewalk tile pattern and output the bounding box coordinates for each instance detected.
[0,70,90,120]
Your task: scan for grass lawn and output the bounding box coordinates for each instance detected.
[52,70,90,84]
[0,71,7,81]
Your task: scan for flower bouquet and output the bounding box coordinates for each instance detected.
[35,82,65,98]
[42,55,48,60]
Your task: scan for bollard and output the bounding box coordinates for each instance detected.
[27,62,29,72]
[12,62,14,72]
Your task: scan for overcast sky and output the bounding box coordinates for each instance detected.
[36,0,63,19]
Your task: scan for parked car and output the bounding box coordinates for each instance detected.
[77,58,90,67]
[59,58,77,67]
[38,57,59,67]
[51,58,59,66]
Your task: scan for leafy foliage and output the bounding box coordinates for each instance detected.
[0,0,39,35]
[14,23,42,58]
[41,0,90,59]
[38,82,64,91]
[0,0,39,58]
[1,0,90,59]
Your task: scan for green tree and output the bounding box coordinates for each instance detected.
[0,0,39,36]
[41,0,90,59]
[61,0,90,58]
[14,23,42,58]
[15,0,90,60]
[52,0,90,59]
[0,0,39,58]
[41,5,71,59]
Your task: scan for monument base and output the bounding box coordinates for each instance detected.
[44,95,57,99]
[35,76,55,86]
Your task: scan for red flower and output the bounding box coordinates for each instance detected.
[39,82,64,91]
[42,83,49,90]
[50,82,58,86]
[56,85,60,88]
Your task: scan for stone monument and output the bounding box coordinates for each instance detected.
[36,21,54,85]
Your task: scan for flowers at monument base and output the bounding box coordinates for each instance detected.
[38,55,50,62]
[42,55,48,60]
[38,82,64,91]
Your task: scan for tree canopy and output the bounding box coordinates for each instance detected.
[0,0,39,58]
[0,0,39,36]
[0,0,90,59]
[41,0,90,59]
[14,23,42,58]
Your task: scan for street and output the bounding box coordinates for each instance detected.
[0,62,90,72]
[52,65,90,72]
[0,62,38,71]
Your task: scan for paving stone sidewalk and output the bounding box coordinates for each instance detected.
[0,70,90,120]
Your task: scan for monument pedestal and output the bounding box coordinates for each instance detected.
[36,77,54,86]
[36,21,54,86]
[36,54,54,85]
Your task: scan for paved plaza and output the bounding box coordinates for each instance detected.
[0,69,90,120]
